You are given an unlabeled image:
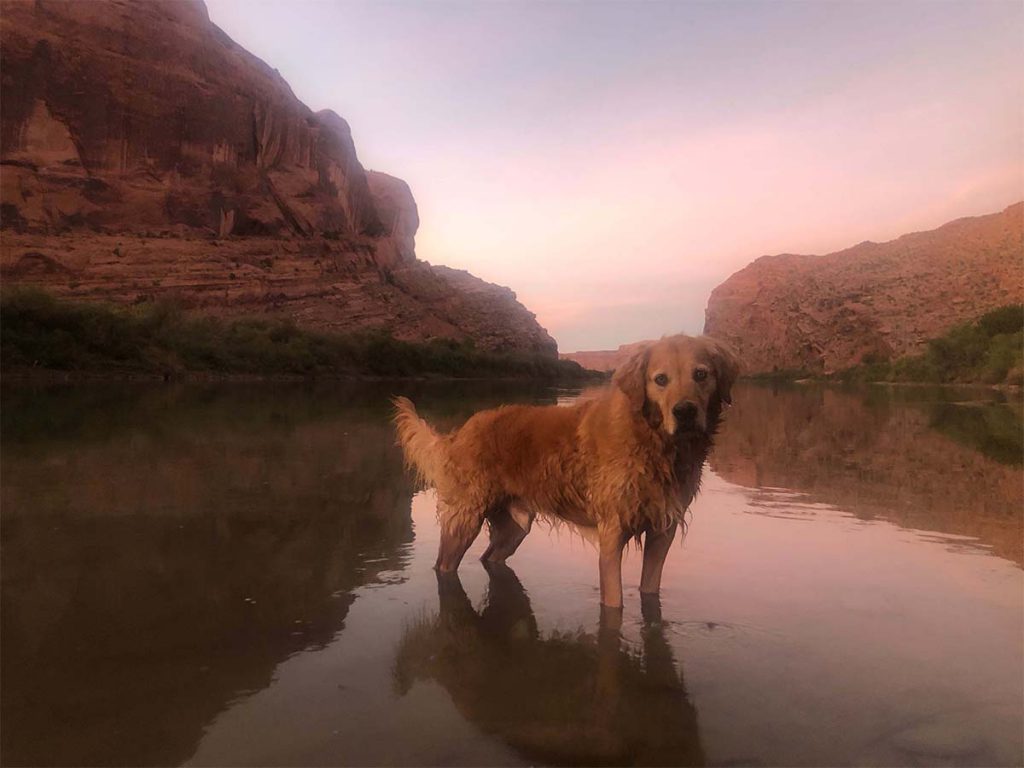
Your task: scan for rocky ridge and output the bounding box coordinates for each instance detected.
[704,203,1023,374]
[0,0,556,356]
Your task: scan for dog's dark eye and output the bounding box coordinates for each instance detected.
[653,373,669,386]
[693,368,708,382]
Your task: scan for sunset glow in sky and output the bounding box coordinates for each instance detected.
[207,0,1022,351]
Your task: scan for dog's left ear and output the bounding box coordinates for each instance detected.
[703,336,741,405]
[613,344,651,410]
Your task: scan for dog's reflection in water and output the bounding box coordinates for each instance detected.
[394,565,705,766]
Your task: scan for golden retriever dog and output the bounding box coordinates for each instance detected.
[393,334,739,608]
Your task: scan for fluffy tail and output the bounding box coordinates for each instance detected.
[392,396,448,488]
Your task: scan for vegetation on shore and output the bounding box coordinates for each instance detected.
[0,289,598,381]
[834,305,1023,386]
[740,305,1023,386]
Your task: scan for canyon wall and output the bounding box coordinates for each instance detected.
[0,0,556,356]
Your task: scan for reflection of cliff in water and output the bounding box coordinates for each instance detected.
[0,384,414,767]
[395,567,704,767]
[711,384,1023,565]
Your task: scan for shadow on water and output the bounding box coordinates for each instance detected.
[394,566,704,767]
[0,382,424,767]
[712,382,1024,563]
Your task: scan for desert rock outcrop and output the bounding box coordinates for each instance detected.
[0,0,556,356]
[704,204,1023,374]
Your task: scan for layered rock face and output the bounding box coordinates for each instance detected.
[0,0,556,356]
[0,0,380,238]
[704,203,1023,374]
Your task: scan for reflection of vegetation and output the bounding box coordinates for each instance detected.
[711,382,1023,564]
[1,288,597,380]
[836,305,1024,385]
[0,379,569,448]
[927,401,1024,466]
[395,567,704,766]
[1,383,414,765]
[745,368,815,382]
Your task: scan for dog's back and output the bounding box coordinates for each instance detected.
[448,403,585,498]
[394,398,588,514]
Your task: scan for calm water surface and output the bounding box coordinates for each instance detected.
[2,381,1021,766]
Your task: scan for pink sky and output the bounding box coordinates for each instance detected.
[206,0,1022,352]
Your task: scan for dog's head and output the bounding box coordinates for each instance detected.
[613,335,740,438]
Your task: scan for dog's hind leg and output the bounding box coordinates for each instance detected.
[640,520,678,595]
[435,502,485,572]
[481,503,533,564]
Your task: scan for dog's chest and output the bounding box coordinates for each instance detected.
[642,465,701,516]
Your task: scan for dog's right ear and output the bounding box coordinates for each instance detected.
[613,344,651,410]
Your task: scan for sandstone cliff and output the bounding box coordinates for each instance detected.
[0,0,556,356]
[704,204,1023,374]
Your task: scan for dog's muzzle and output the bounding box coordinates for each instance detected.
[672,401,702,435]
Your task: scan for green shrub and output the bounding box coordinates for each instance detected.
[978,305,1024,337]
[927,322,989,376]
[981,332,1024,384]
[833,304,1024,384]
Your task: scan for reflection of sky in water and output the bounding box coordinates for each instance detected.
[2,382,1021,767]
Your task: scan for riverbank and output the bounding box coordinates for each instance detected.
[1,289,602,383]
[746,305,1023,388]
[0,367,606,385]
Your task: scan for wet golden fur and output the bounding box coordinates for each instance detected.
[393,334,739,608]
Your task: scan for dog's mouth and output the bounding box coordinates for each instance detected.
[671,421,705,439]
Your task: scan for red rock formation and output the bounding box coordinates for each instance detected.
[0,0,556,356]
[704,203,1024,374]
[560,341,648,372]
[367,171,419,268]
[0,0,379,237]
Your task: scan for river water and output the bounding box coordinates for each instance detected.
[2,381,1021,766]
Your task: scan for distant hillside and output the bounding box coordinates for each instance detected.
[559,341,648,372]
[704,203,1023,375]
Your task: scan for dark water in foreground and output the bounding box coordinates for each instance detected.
[2,381,1021,767]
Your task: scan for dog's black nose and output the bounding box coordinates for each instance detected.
[673,401,698,423]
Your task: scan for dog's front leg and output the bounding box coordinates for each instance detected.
[640,520,678,595]
[597,520,629,609]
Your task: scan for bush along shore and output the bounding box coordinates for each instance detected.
[0,289,601,381]
[833,305,1023,386]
